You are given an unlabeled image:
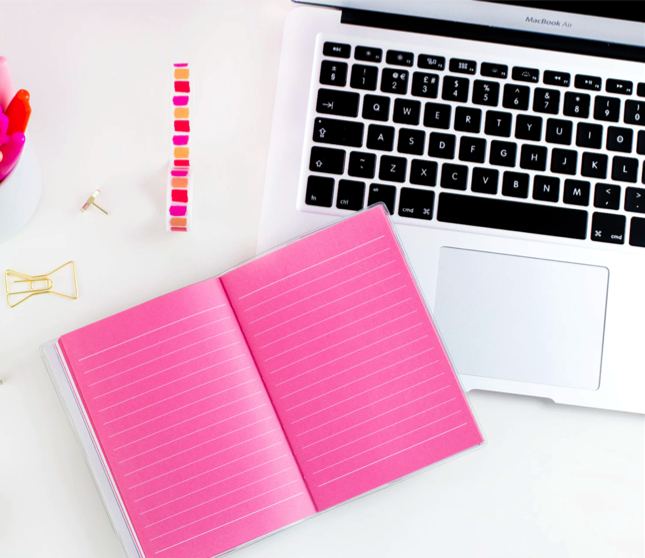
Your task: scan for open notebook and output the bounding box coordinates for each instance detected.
[45,205,484,558]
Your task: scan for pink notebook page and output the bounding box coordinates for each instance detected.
[222,206,484,511]
[58,278,315,558]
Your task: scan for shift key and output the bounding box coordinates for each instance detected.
[313,117,364,147]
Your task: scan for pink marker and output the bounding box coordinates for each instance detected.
[0,112,8,138]
[0,57,14,112]
[0,132,25,181]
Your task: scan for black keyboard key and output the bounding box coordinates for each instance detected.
[336,180,365,211]
[471,167,499,194]
[520,144,547,171]
[625,187,645,212]
[381,69,409,94]
[411,72,439,98]
[362,95,390,121]
[397,128,425,155]
[423,102,451,129]
[575,74,601,91]
[418,55,445,71]
[366,124,395,151]
[305,176,334,207]
[393,99,421,125]
[387,50,414,67]
[533,175,560,202]
[441,163,468,190]
[459,136,487,163]
[502,171,530,198]
[594,183,621,210]
[638,83,645,97]
[398,188,435,220]
[512,66,539,83]
[612,156,639,183]
[313,117,364,147]
[320,61,348,87]
[593,96,621,122]
[581,152,608,179]
[442,76,470,103]
[316,88,360,117]
[502,84,530,111]
[454,107,482,133]
[515,114,543,141]
[576,123,603,149]
[630,217,645,246]
[348,151,376,178]
[551,148,577,175]
[410,159,438,186]
[489,140,517,167]
[350,64,379,91]
[545,118,573,145]
[481,62,508,79]
[638,131,645,155]
[543,70,570,87]
[625,100,645,126]
[309,146,346,175]
[533,88,560,114]
[485,111,513,137]
[607,126,633,153]
[449,58,476,75]
[379,155,407,182]
[606,79,633,95]
[428,132,456,159]
[563,179,590,206]
[368,183,396,214]
[437,192,588,239]
[323,42,351,58]
[355,46,382,63]
[472,80,500,106]
[564,92,590,118]
[591,212,626,244]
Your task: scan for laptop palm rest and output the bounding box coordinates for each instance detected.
[433,247,608,391]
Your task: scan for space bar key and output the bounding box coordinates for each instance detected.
[437,193,588,240]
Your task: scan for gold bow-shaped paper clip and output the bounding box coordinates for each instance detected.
[5,261,78,308]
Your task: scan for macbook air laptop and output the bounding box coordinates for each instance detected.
[257,0,645,414]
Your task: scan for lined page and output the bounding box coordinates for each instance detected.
[222,206,484,510]
[58,278,314,558]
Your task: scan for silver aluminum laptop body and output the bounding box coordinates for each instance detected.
[258,0,645,414]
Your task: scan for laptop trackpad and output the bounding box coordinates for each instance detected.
[433,248,608,391]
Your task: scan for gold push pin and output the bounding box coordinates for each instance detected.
[82,189,110,215]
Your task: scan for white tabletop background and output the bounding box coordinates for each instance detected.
[0,1,643,557]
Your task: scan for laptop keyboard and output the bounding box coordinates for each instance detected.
[298,37,645,248]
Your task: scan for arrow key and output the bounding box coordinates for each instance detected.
[591,212,626,244]
[593,183,620,210]
[309,146,346,175]
[625,187,645,213]
[316,88,360,117]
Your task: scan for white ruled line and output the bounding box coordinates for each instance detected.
[301,388,452,450]
[83,318,229,374]
[145,467,294,528]
[254,274,402,337]
[150,480,299,541]
[259,286,406,350]
[275,326,424,387]
[88,329,236,386]
[317,423,468,487]
[313,410,462,474]
[265,299,411,362]
[270,311,417,375]
[78,305,225,361]
[134,442,283,502]
[140,455,289,515]
[244,249,390,312]
[238,236,385,300]
[94,343,242,402]
[249,261,396,325]
[286,348,433,409]
[308,399,457,462]
[154,493,304,554]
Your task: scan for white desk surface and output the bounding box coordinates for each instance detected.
[0,2,643,557]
